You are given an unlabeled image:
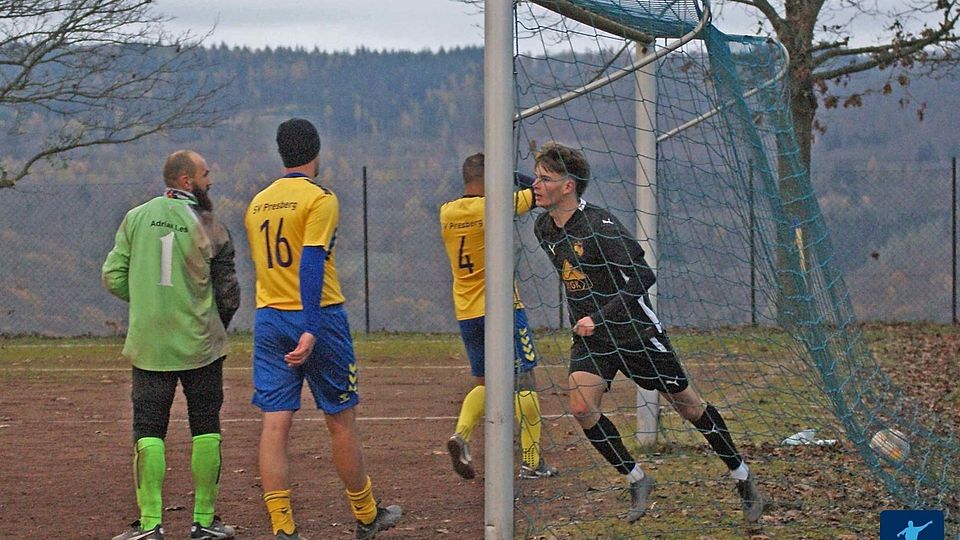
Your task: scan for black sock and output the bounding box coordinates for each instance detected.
[692,404,743,470]
[583,414,636,475]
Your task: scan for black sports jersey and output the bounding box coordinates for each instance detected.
[534,199,665,348]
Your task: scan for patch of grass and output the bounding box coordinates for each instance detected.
[521,441,890,539]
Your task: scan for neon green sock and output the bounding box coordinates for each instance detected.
[191,433,222,526]
[515,391,542,467]
[455,385,485,441]
[134,437,165,530]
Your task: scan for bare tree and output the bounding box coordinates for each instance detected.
[0,0,226,188]
[725,0,959,169]
[721,0,958,315]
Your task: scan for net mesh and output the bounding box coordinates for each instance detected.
[509,0,959,536]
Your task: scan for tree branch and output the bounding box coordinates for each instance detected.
[0,0,226,188]
[727,0,786,34]
[811,12,960,79]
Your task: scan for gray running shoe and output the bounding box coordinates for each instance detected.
[626,474,656,523]
[190,516,235,539]
[275,529,306,540]
[519,460,559,479]
[112,521,165,540]
[736,471,765,524]
[355,505,402,540]
[447,434,476,479]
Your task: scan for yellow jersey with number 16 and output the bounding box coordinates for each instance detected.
[245,176,344,309]
[439,189,533,320]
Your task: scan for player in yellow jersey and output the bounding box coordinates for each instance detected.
[440,152,558,480]
[244,119,401,540]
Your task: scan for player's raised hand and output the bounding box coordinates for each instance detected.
[285,332,316,367]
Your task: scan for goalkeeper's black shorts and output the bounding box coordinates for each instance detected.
[570,334,689,393]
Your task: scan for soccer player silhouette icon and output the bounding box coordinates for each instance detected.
[897,520,933,540]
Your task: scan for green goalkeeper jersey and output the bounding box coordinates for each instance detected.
[103,191,230,371]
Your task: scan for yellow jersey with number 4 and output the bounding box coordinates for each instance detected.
[440,189,533,320]
[245,176,344,309]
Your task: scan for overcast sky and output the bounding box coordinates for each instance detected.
[155,1,927,52]
[155,0,775,52]
[156,0,488,52]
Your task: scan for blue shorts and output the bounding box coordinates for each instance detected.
[458,308,538,378]
[252,305,360,414]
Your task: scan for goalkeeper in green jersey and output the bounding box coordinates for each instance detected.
[103,150,240,540]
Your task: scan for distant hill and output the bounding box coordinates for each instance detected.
[1,46,957,335]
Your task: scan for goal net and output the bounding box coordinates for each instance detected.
[505,0,959,537]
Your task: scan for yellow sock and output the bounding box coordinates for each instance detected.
[455,385,485,441]
[515,390,542,467]
[263,489,296,535]
[346,476,378,525]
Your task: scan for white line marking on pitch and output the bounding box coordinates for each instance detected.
[0,414,575,425]
[1,338,459,348]
[0,365,472,372]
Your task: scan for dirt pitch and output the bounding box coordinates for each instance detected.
[1,325,956,539]
[0,335,596,540]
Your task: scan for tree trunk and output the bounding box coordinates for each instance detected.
[774,29,819,325]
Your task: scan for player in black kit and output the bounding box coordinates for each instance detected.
[531,141,764,524]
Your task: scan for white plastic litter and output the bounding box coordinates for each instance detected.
[781,429,837,446]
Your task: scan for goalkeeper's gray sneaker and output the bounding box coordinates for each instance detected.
[190,516,235,539]
[355,504,402,539]
[626,474,656,523]
[112,521,164,540]
[275,529,306,540]
[736,471,764,524]
[447,434,476,479]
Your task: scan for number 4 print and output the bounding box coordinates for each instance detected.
[458,236,475,274]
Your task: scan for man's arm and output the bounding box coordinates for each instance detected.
[284,245,325,366]
[209,220,240,329]
[513,172,537,214]
[102,217,132,302]
[514,172,535,189]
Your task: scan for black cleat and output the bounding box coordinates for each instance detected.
[447,434,476,479]
[355,505,402,539]
[519,460,559,479]
[111,521,165,540]
[190,516,235,539]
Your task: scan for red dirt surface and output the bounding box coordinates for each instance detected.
[0,352,576,540]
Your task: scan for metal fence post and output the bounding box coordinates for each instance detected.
[363,166,371,334]
[953,156,957,325]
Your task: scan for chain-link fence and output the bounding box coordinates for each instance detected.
[0,159,956,337]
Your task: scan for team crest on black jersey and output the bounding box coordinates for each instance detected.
[561,259,591,292]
